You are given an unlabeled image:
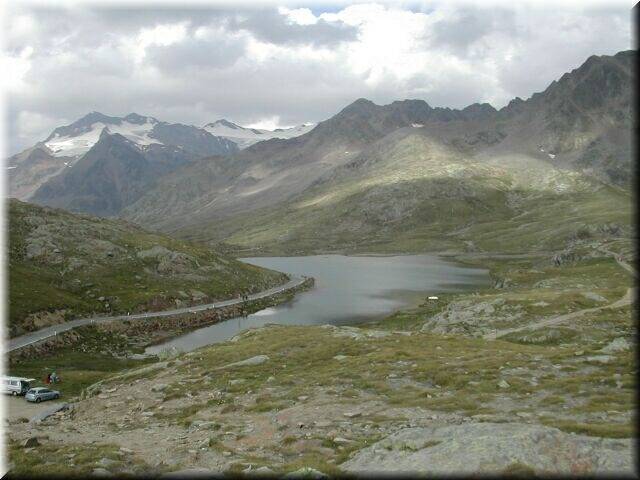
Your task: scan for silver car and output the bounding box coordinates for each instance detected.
[25,387,60,403]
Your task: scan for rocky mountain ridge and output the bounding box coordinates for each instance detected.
[121,50,634,251]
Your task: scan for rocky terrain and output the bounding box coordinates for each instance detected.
[7,199,288,337]
[7,241,635,476]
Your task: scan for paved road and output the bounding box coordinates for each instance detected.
[8,276,306,352]
[3,396,66,423]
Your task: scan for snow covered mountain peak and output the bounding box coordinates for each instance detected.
[44,113,163,157]
[203,119,316,149]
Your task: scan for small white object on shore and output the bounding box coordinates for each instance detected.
[428,296,439,300]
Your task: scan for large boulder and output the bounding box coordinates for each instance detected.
[219,355,270,369]
[600,337,631,354]
[137,245,197,274]
[340,423,634,475]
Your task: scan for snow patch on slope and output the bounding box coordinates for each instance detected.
[203,119,315,149]
[45,120,161,157]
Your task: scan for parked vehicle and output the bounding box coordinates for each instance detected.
[0,376,35,396]
[25,387,60,403]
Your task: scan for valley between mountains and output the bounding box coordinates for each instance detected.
[5,50,637,476]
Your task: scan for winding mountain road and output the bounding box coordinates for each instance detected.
[7,276,306,353]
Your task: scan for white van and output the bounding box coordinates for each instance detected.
[1,376,36,396]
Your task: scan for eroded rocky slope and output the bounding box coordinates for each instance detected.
[8,199,287,337]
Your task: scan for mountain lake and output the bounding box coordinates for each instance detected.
[146,254,491,354]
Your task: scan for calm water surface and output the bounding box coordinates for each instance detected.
[146,254,490,354]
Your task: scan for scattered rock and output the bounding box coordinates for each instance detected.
[600,337,631,354]
[284,467,329,479]
[251,466,275,476]
[219,355,270,369]
[585,355,614,364]
[532,301,549,307]
[160,468,212,478]
[198,438,212,449]
[344,411,361,418]
[151,383,169,392]
[333,437,353,444]
[582,292,608,302]
[498,380,510,389]
[22,437,39,448]
[92,468,113,477]
[98,457,118,467]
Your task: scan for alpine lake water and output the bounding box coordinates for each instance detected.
[146,254,491,355]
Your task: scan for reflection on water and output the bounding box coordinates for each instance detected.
[146,254,490,354]
[251,308,278,317]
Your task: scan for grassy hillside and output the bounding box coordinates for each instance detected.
[7,199,288,337]
[177,133,632,256]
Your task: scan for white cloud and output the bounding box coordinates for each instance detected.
[1,46,33,91]
[245,116,290,130]
[278,7,319,25]
[3,2,633,154]
[127,22,189,63]
[15,110,67,146]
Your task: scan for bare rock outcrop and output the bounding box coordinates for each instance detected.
[341,422,634,475]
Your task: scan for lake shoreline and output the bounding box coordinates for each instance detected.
[147,253,490,353]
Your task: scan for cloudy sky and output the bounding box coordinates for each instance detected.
[2,0,634,154]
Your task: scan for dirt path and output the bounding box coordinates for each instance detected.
[483,246,636,340]
[484,287,635,340]
[597,246,636,277]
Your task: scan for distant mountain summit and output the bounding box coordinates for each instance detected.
[43,112,236,158]
[203,119,315,149]
[7,112,239,203]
